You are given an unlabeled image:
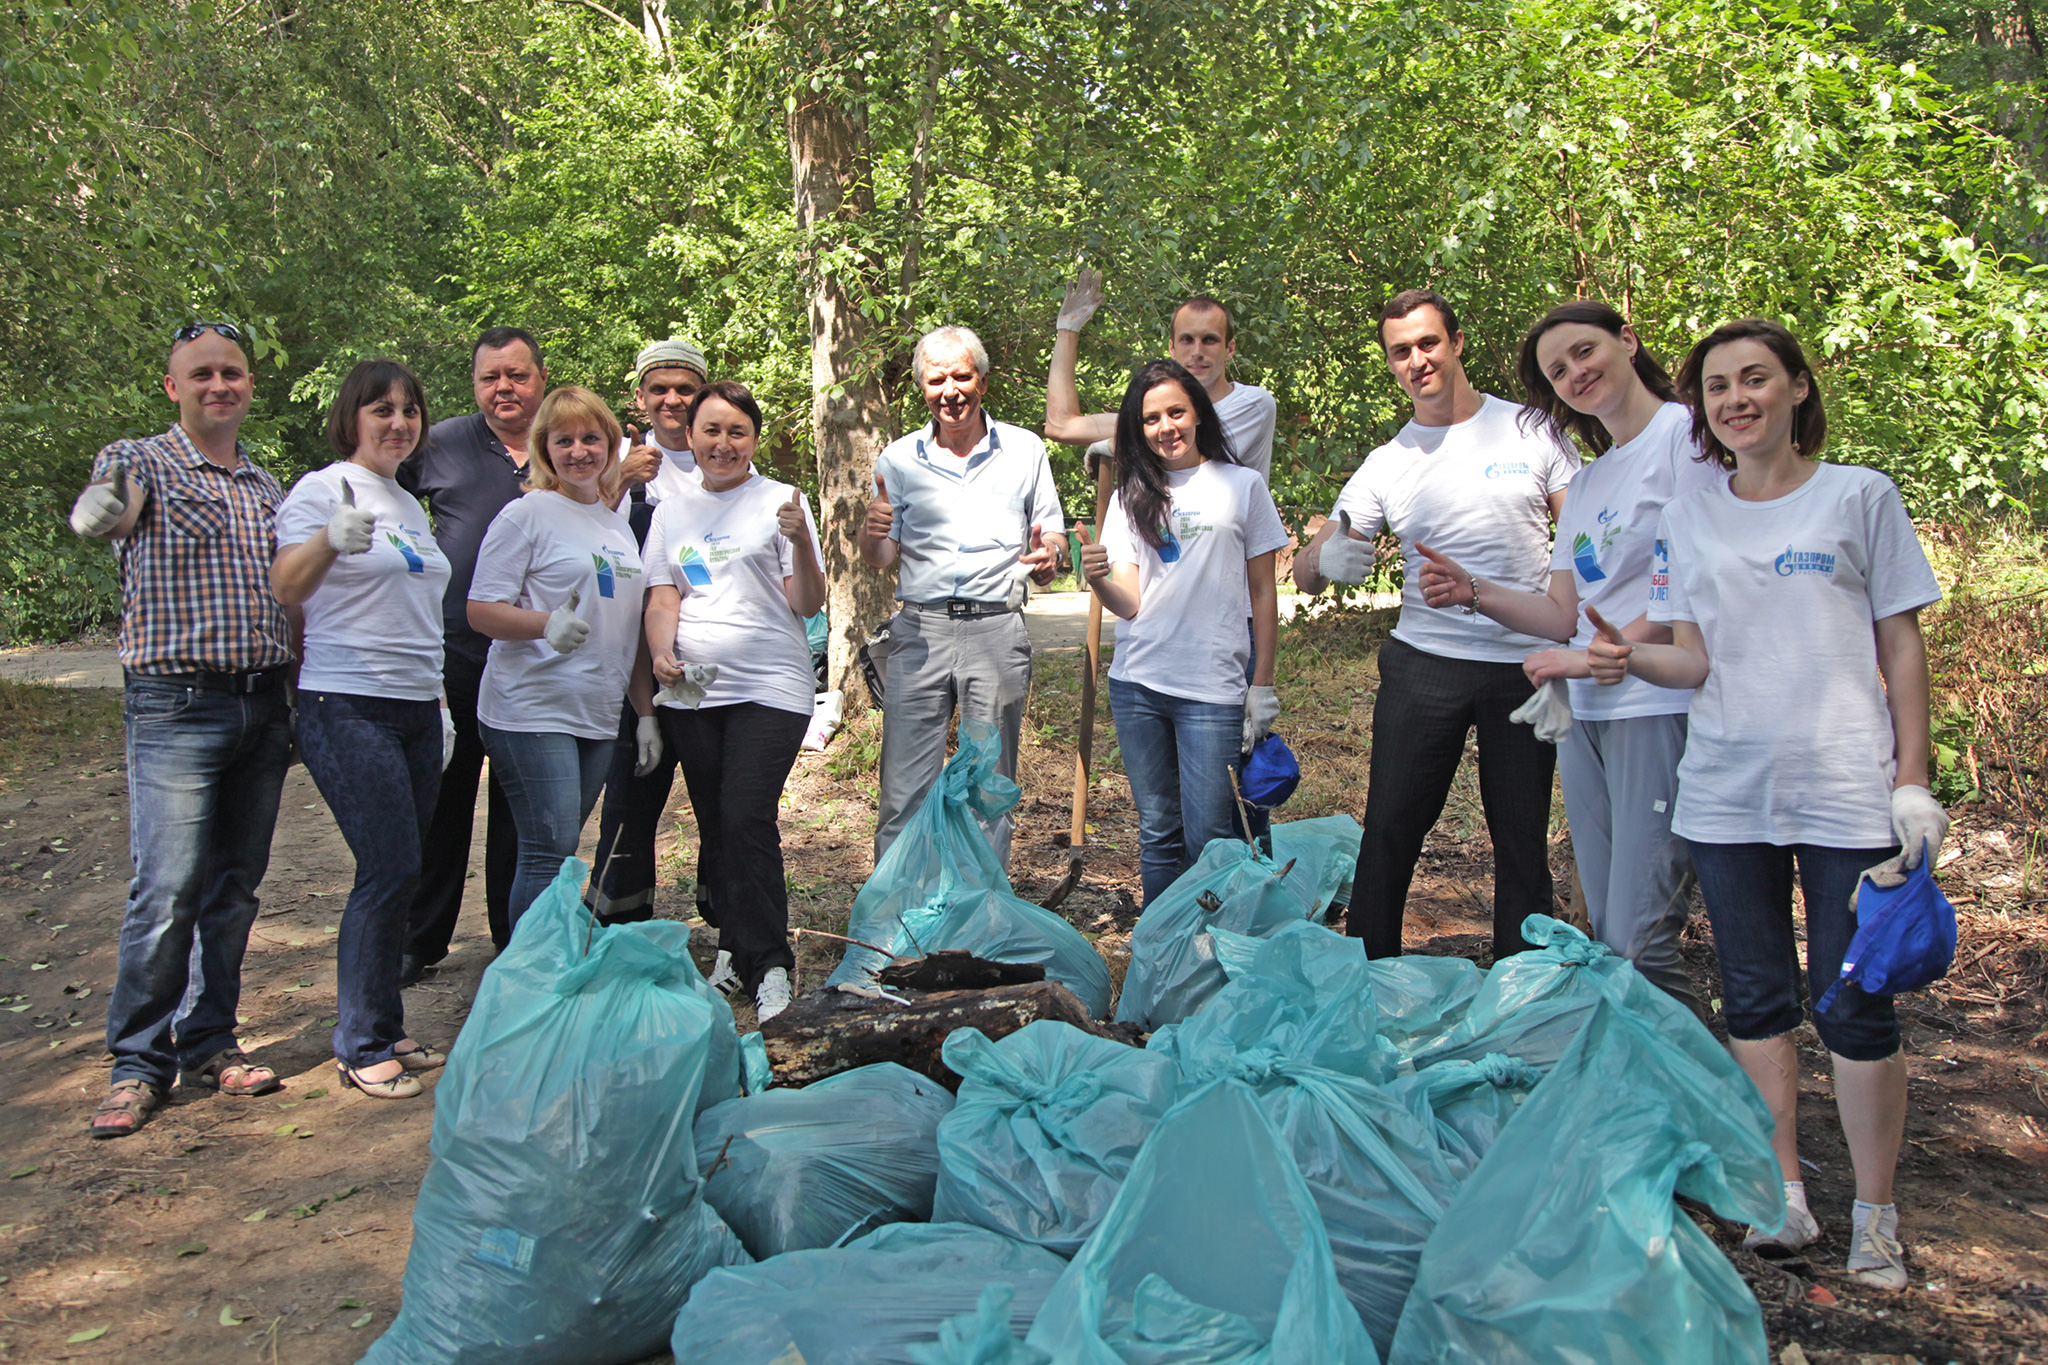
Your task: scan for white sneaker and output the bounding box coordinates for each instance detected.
[1847,1203,1908,1290]
[1743,1183,1821,1256]
[755,968,792,1024]
[705,949,738,995]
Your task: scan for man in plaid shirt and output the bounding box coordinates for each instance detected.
[68,322,295,1138]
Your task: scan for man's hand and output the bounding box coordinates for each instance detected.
[1057,266,1103,334]
[1243,685,1281,752]
[69,463,134,538]
[1584,605,1632,685]
[544,588,590,654]
[864,472,894,541]
[1415,541,1475,609]
[327,478,377,555]
[617,425,663,489]
[1075,523,1110,582]
[1318,511,1372,585]
[1021,522,1060,586]
[634,714,664,776]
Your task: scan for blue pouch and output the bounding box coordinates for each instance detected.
[1239,733,1301,809]
[1815,843,1957,1016]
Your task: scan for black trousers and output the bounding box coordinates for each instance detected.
[404,650,515,961]
[660,702,807,992]
[1349,636,1556,961]
[585,699,684,922]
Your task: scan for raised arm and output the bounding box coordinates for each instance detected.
[1044,268,1117,447]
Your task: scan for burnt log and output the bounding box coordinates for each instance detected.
[877,950,1046,993]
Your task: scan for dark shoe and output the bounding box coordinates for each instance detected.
[398,954,429,987]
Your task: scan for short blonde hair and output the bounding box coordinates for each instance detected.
[525,386,623,494]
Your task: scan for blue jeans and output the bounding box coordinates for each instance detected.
[1688,840,1901,1062]
[296,692,441,1068]
[107,678,291,1088]
[1109,677,1248,906]
[478,723,613,934]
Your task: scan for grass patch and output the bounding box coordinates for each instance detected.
[0,679,121,790]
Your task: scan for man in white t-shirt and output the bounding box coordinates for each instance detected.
[860,325,1066,867]
[1296,289,1578,962]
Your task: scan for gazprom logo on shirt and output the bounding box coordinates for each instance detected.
[1484,461,1531,479]
[675,546,714,587]
[1774,545,1837,578]
[386,532,425,574]
[1570,531,1607,583]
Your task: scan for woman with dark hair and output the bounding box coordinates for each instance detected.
[1589,318,1945,1289]
[640,380,825,1023]
[272,359,452,1098]
[1077,360,1289,905]
[1415,301,1724,1015]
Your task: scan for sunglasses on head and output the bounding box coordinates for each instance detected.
[172,321,243,343]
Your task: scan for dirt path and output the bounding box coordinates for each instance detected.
[1,630,2044,1363]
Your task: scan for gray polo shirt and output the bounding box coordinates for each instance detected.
[873,418,1065,604]
[398,411,529,665]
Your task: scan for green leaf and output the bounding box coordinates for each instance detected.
[350,1312,375,1329]
[67,1327,109,1343]
[219,1304,247,1326]
[174,1241,207,1257]
[242,1209,269,1222]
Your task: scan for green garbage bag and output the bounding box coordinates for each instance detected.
[363,857,749,1365]
[1025,1079,1380,1364]
[910,1285,1053,1365]
[932,1022,1181,1256]
[694,1062,955,1259]
[1388,998,1781,1364]
[828,722,1111,1015]
[1383,1053,1541,1182]
[1363,956,1483,1060]
[671,1223,1067,1365]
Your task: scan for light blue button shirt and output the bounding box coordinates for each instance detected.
[874,418,1066,604]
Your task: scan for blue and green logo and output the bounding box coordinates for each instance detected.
[676,546,713,587]
[387,533,425,574]
[1571,530,1607,583]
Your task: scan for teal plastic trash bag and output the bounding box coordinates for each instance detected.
[1363,955,1482,1060]
[1024,1079,1380,1365]
[1269,813,1362,914]
[910,1285,1053,1365]
[829,722,1112,1015]
[671,1223,1067,1365]
[738,1030,774,1094]
[362,857,750,1365]
[1383,1053,1541,1182]
[1388,998,1781,1365]
[932,1022,1181,1256]
[1152,921,1397,1083]
[694,1061,954,1259]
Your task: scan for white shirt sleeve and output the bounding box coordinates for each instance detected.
[1647,508,1691,623]
[1243,480,1291,560]
[1026,445,1066,538]
[1861,478,1943,620]
[872,453,902,544]
[1542,435,1582,495]
[275,469,337,549]
[1101,490,1139,568]
[467,507,534,606]
[778,489,822,579]
[1330,460,1388,539]
[643,503,675,590]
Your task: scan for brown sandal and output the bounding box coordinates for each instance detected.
[180,1047,282,1097]
[89,1079,166,1140]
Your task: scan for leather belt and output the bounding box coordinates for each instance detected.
[125,666,289,695]
[910,598,1018,620]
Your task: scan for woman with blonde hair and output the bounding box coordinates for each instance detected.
[468,386,655,932]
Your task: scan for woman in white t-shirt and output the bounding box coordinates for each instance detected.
[1413,301,1723,1015]
[468,386,652,934]
[1589,319,1947,1291]
[271,360,453,1099]
[641,381,824,1023]
[1079,359,1290,906]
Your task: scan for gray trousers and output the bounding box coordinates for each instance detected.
[874,604,1033,867]
[1557,711,1703,1016]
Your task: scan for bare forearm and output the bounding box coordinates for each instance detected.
[786,546,827,618]
[628,634,655,717]
[270,539,341,607]
[1876,613,1932,790]
[468,600,548,641]
[1470,577,1575,641]
[1624,640,1709,690]
[1089,565,1141,620]
[1248,554,1279,688]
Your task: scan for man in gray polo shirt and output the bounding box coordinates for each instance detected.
[860,325,1065,866]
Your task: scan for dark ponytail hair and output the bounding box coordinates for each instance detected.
[1112,360,1236,550]
[1515,300,1679,456]
[1676,319,1827,470]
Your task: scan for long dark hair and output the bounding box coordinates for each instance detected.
[1676,319,1827,470]
[1112,360,1236,550]
[1515,301,1679,456]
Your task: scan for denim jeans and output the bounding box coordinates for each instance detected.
[662,702,808,992]
[478,723,613,934]
[1108,676,1249,906]
[106,678,291,1088]
[1688,839,1901,1061]
[405,649,515,963]
[296,692,441,1068]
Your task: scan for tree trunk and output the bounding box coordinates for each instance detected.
[789,85,896,703]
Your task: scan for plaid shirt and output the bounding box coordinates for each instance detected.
[91,425,293,675]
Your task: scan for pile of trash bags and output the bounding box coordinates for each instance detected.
[368,797,1786,1365]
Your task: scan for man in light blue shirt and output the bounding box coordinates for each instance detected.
[860,325,1065,865]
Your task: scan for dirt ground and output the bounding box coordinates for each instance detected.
[1,612,2044,1364]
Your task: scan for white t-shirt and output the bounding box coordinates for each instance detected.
[643,474,821,717]
[275,463,450,700]
[629,435,700,507]
[1212,382,1279,484]
[1103,460,1291,705]
[1650,463,1942,847]
[1549,402,1727,720]
[1332,394,1580,663]
[470,490,646,741]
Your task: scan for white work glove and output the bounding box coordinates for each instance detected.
[543,588,589,654]
[70,463,133,537]
[1242,685,1280,753]
[1318,511,1372,585]
[1509,678,1574,745]
[326,477,376,555]
[1057,266,1103,334]
[440,709,456,771]
[1889,784,1950,870]
[634,714,664,776]
[654,663,718,709]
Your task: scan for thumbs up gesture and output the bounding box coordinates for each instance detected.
[1415,541,1474,609]
[1583,605,1632,685]
[326,477,376,555]
[1021,521,1060,585]
[1318,510,1372,585]
[618,424,662,489]
[69,462,136,538]
[777,488,809,544]
[1075,522,1110,583]
[863,472,894,540]
[544,586,590,654]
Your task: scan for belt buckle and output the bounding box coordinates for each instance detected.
[945,599,973,619]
